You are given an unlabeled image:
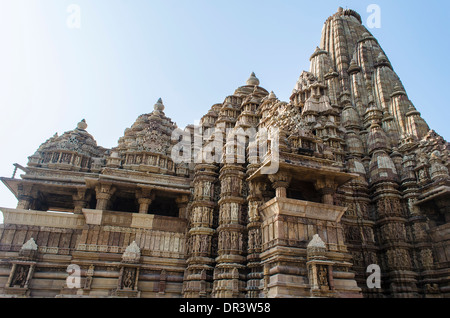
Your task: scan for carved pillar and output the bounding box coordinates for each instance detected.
[401,153,437,296]
[371,174,418,297]
[95,183,116,210]
[183,163,218,298]
[337,157,379,297]
[138,198,152,214]
[213,164,246,298]
[268,172,292,198]
[72,188,90,214]
[16,184,36,210]
[136,188,154,214]
[314,176,337,205]
[246,180,265,298]
[176,195,189,219]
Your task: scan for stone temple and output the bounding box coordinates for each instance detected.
[0,8,448,298]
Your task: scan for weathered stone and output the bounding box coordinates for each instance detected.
[0,7,448,299]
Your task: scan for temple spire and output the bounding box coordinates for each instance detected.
[153,98,165,113]
[246,72,260,86]
[77,119,87,130]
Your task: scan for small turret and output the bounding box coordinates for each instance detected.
[153,98,165,114]
[246,72,260,86]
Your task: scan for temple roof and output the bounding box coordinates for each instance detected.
[116,98,177,156]
[31,119,105,159]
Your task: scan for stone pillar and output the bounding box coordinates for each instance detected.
[246,181,265,298]
[16,184,36,210]
[176,195,189,219]
[136,188,154,214]
[183,163,218,298]
[337,158,379,297]
[370,154,418,298]
[95,183,116,211]
[401,153,437,296]
[213,164,246,298]
[314,177,337,205]
[138,198,152,214]
[268,172,291,198]
[72,188,90,214]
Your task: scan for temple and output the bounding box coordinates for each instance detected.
[0,8,448,298]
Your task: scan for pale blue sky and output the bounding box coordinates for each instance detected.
[1,0,449,222]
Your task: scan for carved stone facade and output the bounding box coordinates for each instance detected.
[0,8,449,298]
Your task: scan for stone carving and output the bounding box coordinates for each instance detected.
[10,265,29,288]
[122,268,136,289]
[122,241,141,263]
[0,7,448,299]
[317,265,329,289]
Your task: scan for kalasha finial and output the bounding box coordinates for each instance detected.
[77,119,87,130]
[154,98,165,112]
[268,91,277,99]
[246,72,260,86]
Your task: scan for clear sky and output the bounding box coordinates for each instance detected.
[1,0,449,223]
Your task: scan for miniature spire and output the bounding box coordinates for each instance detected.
[246,72,260,86]
[348,57,361,74]
[77,119,88,130]
[307,234,326,249]
[268,91,277,100]
[154,98,165,113]
[376,52,392,68]
[122,241,141,263]
[19,238,38,259]
[307,234,327,260]
[21,238,38,251]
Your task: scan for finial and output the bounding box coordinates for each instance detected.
[77,119,87,130]
[268,91,277,99]
[154,98,165,112]
[246,72,260,86]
